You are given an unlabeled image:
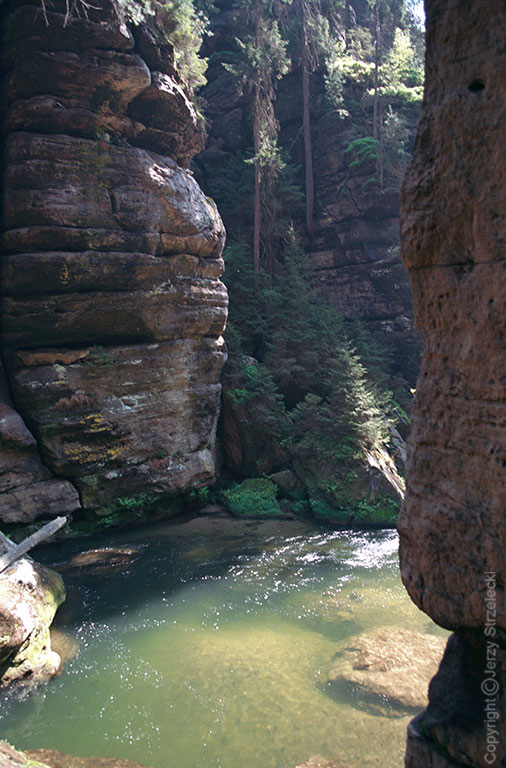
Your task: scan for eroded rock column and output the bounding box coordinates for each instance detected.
[399,0,506,765]
[0,0,228,523]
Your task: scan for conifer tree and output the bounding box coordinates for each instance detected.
[300,0,315,236]
[225,0,289,277]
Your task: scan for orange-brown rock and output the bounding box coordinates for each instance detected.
[0,359,80,524]
[399,0,506,765]
[399,0,506,635]
[26,751,151,768]
[0,0,227,522]
[0,742,150,768]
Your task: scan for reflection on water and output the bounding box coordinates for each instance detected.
[0,516,445,768]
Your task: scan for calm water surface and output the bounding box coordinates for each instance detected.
[0,515,444,768]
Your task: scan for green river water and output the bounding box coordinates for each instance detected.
[0,514,445,768]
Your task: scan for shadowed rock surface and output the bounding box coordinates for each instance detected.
[0,0,228,523]
[399,0,506,764]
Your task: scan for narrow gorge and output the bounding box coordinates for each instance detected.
[0,0,504,766]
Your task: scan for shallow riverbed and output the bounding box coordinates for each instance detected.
[0,515,445,768]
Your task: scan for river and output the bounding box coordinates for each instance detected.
[0,514,446,768]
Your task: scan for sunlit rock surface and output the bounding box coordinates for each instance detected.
[0,742,150,768]
[399,0,506,764]
[0,556,65,688]
[26,750,151,768]
[0,0,228,521]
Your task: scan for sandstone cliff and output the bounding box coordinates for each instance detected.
[399,0,506,764]
[0,0,228,528]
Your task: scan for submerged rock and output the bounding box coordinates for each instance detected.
[65,547,143,574]
[0,557,65,689]
[0,742,51,768]
[293,757,349,768]
[0,742,152,768]
[26,750,151,768]
[49,627,80,667]
[327,628,446,715]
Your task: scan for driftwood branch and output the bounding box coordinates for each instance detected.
[0,517,67,574]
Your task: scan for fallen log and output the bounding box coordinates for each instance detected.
[0,517,67,574]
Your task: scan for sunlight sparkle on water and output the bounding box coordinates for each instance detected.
[0,518,445,768]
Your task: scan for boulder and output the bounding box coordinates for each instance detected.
[0,556,65,688]
[294,447,403,527]
[0,742,51,768]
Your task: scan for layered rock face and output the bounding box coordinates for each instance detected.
[399,0,506,764]
[0,0,228,523]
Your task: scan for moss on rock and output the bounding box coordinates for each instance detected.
[0,558,65,689]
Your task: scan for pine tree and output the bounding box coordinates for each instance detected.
[300,0,315,236]
[225,0,289,277]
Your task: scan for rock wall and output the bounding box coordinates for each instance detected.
[399,0,506,764]
[0,0,228,526]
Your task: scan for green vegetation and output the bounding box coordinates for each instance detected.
[220,227,407,524]
[85,346,116,368]
[223,478,281,518]
[116,0,216,94]
[199,0,422,524]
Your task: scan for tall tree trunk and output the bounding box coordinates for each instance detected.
[253,2,261,278]
[253,86,261,277]
[373,0,380,140]
[378,96,384,187]
[301,0,314,237]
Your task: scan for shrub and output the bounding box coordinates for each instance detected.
[223,478,281,518]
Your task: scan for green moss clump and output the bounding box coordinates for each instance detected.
[223,478,281,518]
[310,493,399,526]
